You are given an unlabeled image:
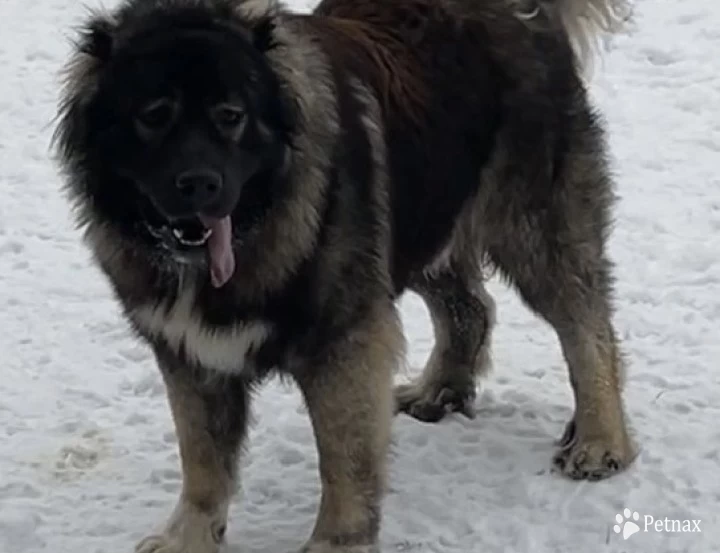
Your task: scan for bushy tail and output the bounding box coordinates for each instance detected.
[556,0,632,67]
[515,0,633,74]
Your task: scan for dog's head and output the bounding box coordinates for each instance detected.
[55,0,294,286]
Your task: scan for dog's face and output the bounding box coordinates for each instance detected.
[57,8,293,283]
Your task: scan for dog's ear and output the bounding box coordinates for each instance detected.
[250,13,278,52]
[78,14,116,62]
[234,0,280,51]
[236,0,278,20]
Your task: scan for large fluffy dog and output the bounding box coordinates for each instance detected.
[54,0,634,550]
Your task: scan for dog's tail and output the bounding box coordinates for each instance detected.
[514,0,633,74]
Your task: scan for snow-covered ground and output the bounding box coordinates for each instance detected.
[1,0,719,551]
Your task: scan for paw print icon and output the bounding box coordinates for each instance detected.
[614,508,641,540]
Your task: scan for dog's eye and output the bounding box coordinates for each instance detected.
[213,105,246,129]
[136,99,176,132]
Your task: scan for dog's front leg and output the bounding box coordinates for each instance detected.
[136,349,250,553]
[295,306,404,553]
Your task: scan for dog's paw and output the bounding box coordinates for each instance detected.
[553,420,635,481]
[394,379,476,423]
[135,535,190,553]
[135,500,227,553]
[299,541,379,553]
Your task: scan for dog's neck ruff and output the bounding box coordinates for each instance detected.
[129,283,271,374]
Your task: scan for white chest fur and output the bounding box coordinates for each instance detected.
[129,286,271,374]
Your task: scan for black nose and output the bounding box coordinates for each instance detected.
[175,169,222,207]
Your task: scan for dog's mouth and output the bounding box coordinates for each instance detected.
[168,219,214,247]
[145,214,236,288]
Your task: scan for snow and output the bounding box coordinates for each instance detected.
[1,0,719,551]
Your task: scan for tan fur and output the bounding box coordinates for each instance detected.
[553,320,633,467]
[313,77,393,306]
[136,359,237,553]
[229,18,342,300]
[296,304,405,551]
[163,374,232,512]
[349,77,392,270]
[235,0,277,19]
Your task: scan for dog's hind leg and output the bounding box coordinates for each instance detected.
[489,235,634,480]
[395,265,496,422]
[135,349,249,553]
[482,123,635,480]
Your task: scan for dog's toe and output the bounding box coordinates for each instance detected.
[395,381,476,423]
[553,435,634,481]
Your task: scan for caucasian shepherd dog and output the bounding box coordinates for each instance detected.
[54,0,635,550]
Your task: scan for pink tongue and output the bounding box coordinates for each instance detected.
[198,215,235,288]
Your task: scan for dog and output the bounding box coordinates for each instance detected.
[53,0,634,551]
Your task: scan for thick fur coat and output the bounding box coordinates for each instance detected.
[53,0,634,551]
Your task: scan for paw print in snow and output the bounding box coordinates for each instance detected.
[614,508,641,540]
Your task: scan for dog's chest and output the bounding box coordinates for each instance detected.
[128,288,271,374]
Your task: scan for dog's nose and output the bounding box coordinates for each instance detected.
[175,170,222,207]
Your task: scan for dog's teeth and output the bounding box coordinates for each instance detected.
[172,227,212,246]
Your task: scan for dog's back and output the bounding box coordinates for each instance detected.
[307,0,629,289]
